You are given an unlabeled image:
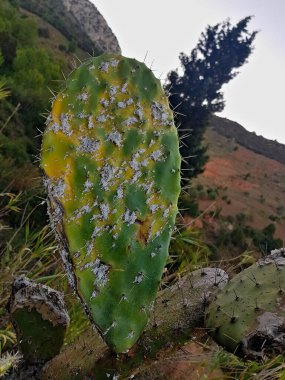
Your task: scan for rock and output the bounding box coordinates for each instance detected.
[8,276,69,364]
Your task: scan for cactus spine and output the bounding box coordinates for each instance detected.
[41,53,181,353]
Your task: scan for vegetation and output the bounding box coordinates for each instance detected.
[166,17,257,184]
[0,2,284,378]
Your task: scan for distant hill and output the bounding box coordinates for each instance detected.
[19,0,121,55]
[210,115,285,166]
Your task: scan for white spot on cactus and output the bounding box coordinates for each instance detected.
[92,259,109,288]
[88,116,94,129]
[121,82,128,93]
[123,117,138,126]
[127,331,134,339]
[50,122,60,133]
[86,241,94,256]
[92,226,103,239]
[100,164,117,190]
[113,233,118,240]
[141,159,149,167]
[60,114,73,136]
[150,204,159,213]
[84,179,93,192]
[97,114,108,123]
[118,101,126,108]
[100,203,110,220]
[110,59,119,67]
[101,99,109,108]
[77,92,89,101]
[52,179,66,198]
[81,204,91,214]
[163,206,171,218]
[124,209,137,225]
[78,137,99,153]
[151,150,163,161]
[146,195,153,205]
[78,112,88,119]
[151,101,169,125]
[150,252,156,258]
[131,171,142,183]
[126,98,134,106]
[130,158,139,171]
[116,186,124,199]
[107,131,123,147]
[135,102,143,121]
[99,61,109,72]
[149,139,155,148]
[109,85,118,96]
[133,272,144,284]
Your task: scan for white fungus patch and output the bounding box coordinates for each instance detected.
[126,98,134,106]
[133,272,144,284]
[100,164,117,190]
[124,209,137,225]
[84,179,93,193]
[151,150,163,161]
[151,101,170,125]
[78,112,88,119]
[131,171,142,183]
[99,61,109,72]
[60,114,73,136]
[121,82,128,93]
[100,203,110,220]
[109,85,119,97]
[134,102,143,121]
[93,259,109,288]
[150,204,159,213]
[78,137,100,153]
[77,92,89,101]
[118,101,126,109]
[163,206,171,218]
[107,131,123,147]
[92,226,103,239]
[123,117,138,126]
[101,99,109,108]
[141,159,149,167]
[97,114,108,123]
[88,116,94,129]
[51,179,66,198]
[116,186,124,199]
[110,59,119,67]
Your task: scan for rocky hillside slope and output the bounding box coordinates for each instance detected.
[210,115,285,166]
[19,0,121,55]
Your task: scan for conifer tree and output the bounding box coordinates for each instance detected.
[165,16,258,185]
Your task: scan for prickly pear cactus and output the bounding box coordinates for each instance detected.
[41,53,181,353]
[205,249,285,358]
[8,276,69,364]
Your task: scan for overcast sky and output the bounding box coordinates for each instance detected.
[93,0,285,144]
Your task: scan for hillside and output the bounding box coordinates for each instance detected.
[19,0,121,55]
[190,125,285,257]
[210,114,285,166]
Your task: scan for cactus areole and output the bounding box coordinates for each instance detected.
[41,53,181,353]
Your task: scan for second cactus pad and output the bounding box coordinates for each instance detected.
[41,54,181,353]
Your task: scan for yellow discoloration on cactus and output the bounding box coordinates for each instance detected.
[42,54,181,353]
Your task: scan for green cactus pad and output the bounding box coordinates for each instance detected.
[8,276,69,364]
[205,250,285,357]
[41,53,181,353]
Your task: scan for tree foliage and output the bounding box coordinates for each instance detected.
[165,17,258,184]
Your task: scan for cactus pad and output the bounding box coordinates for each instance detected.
[41,53,181,353]
[205,249,285,357]
[8,276,69,364]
